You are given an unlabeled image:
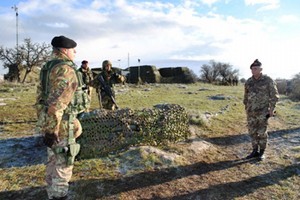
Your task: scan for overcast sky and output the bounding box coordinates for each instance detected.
[0,0,299,79]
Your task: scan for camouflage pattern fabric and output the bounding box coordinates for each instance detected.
[46,139,73,199]
[77,104,191,159]
[78,66,93,111]
[90,70,125,110]
[247,113,268,149]
[78,66,93,86]
[243,74,279,150]
[36,54,84,199]
[100,92,115,110]
[36,56,82,139]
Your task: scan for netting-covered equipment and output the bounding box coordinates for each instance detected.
[77,104,190,159]
[126,65,161,83]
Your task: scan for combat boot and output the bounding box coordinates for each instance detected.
[258,149,265,161]
[246,148,259,159]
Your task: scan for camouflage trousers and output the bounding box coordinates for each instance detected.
[101,94,116,110]
[247,113,269,150]
[46,139,73,199]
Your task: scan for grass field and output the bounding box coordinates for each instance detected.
[0,81,299,199]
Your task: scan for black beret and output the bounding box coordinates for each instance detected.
[51,35,77,49]
[82,60,88,64]
[250,59,262,69]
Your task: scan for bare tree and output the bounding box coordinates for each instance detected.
[19,38,51,83]
[200,64,212,82]
[218,63,239,85]
[0,38,51,82]
[200,60,239,85]
[0,46,21,82]
[200,60,220,83]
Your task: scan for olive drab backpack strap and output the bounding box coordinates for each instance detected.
[68,114,76,144]
[39,58,88,113]
[66,113,80,166]
[40,59,72,105]
[36,60,66,135]
[40,59,81,165]
[65,66,85,165]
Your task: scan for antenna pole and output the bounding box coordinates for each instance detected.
[12,5,19,60]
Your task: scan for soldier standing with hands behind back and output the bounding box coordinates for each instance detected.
[36,35,89,200]
[243,59,279,161]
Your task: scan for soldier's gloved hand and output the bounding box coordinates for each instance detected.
[43,132,58,148]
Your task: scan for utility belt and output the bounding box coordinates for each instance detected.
[52,143,80,166]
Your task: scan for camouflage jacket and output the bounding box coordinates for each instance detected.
[78,66,93,85]
[36,54,88,139]
[90,70,124,95]
[243,74,279,113]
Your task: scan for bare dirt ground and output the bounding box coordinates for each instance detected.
[0,124,300,200]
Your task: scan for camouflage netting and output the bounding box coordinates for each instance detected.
[159,67,197,83]
[77,104,191,159]
[159,67,188,77]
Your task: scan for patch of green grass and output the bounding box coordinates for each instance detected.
[72,158,119,181]
[0,165,45,191]
[0,83,37,137]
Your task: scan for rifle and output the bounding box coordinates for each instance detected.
[98,75,119,109]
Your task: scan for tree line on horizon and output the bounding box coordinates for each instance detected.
[1,38,300,100]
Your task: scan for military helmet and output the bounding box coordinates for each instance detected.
[102,60,112,70]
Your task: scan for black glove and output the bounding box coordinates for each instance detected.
[43,132,58,148]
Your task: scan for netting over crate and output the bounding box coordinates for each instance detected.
[77,104,190,159]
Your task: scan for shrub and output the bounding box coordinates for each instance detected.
[288,73,300,101]
[276,79,288,95]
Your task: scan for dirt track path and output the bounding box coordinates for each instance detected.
[65,127,300,200]
[92,127,300,200]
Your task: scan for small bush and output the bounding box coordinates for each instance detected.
[288,74,300,101]
[276,79,288,95]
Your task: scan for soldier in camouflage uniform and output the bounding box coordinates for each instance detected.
[90,60,125,110]
[78,60,94,111]
[243,59,279,161]
[36,36,89,200]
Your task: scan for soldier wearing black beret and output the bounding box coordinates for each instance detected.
[250,59,262,69]
[243,59,279,161]
[51,35,77,49]
[36,35,89,200]
[79,60,94,111]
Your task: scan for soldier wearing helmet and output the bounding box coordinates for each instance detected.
[90,60,125,110]
[102,60,112,71]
